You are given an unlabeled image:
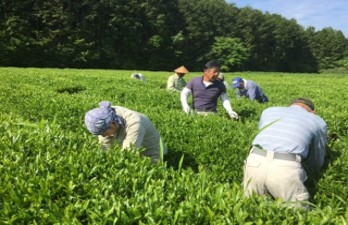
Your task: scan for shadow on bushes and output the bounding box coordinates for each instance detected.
[56,86,86,94]
[238,109,257,121]
[304,146,340,202]
[159,83,167,89]
[164,149,199,172]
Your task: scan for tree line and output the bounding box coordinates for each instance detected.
[1,0,347,72]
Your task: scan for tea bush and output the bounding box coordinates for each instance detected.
[0,67,347,224]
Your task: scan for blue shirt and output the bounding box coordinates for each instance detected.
[237,80,268,103]
[252,105,327,163]
[186,76,226,112]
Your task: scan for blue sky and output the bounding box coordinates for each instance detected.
[227,0,348,37]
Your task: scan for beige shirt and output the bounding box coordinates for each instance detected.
[98,106,167,163]
[167,74,186,92]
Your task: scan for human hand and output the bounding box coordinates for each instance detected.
[183,106,192,114]
[229,111,239,119]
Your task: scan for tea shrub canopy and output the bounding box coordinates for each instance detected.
[0,67,347,224]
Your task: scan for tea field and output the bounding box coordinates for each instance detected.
[0,67,347,224]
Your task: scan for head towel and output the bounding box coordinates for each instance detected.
[85,101,123,135]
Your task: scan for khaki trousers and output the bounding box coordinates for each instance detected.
[243,146,309,204]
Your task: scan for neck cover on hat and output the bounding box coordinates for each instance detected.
[85,101,124,135]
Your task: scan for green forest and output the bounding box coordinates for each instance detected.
[1,0,348,72]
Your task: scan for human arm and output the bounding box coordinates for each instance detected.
[221,92,238,119]
[223,81,229,90]
[247,83,268,102]
[98,135,114,150]
[305,122,328,171]
[248,90,257,101]
[167,76,179,92]
[180,87,193,114]
[246,84,260,101]
[122,120,145,150]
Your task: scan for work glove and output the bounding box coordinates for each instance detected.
[228,111,239,119]
[183,106,193,114]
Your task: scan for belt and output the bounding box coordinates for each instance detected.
[251,146,300,162]
[196,111,217,116]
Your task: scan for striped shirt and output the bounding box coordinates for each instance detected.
[252,105,327,165]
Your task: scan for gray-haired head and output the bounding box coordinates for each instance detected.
[203,60,221,71]
[290,98,315,111]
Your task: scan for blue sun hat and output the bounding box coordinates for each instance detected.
[85,101,124,135]
[232,77,243,88]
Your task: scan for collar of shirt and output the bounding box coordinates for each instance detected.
[290,105,309,112]
[202,80,213,87]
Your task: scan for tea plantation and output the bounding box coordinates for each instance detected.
[0,67,347,224]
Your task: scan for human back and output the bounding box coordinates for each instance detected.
[102,106,165,159]
[85,101,167,163]
[244,98,328,206]
[252,105,326,158]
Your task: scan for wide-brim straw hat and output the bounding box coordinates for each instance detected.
[174,66,189,74]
